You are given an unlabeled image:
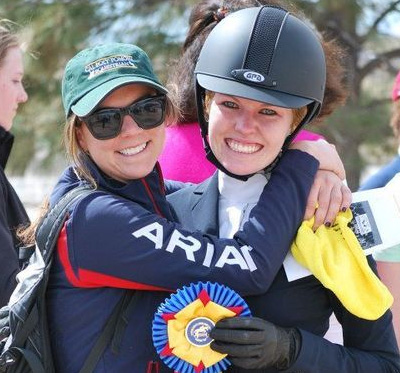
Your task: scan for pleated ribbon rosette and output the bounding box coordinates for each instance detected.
[152,282,251,373]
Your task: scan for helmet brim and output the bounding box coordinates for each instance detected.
[197,74,313,109]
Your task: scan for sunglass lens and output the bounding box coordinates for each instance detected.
[131,97,165,129]
[87,111,122,139]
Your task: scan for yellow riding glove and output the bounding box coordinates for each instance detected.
[291,209,393,320]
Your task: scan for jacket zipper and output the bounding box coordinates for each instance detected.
[141,178,165,218]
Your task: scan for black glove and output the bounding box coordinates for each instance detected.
[210,317,301,370]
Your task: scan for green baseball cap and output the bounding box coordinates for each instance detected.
[62,43,167,117]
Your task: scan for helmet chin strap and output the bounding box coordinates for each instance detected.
[200,117,284,181]
[196,84,253,181]
[259,103,320,175]
[196,85,321,182]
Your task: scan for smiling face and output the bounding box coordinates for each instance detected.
[76,84,165,183]
[208,93,293,176]
[0,46,28,131]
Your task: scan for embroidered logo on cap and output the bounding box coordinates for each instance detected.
[85,54,137,80]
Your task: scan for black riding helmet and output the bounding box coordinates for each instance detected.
[194,5,326,180]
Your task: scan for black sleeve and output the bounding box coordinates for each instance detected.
[0,177,19,307]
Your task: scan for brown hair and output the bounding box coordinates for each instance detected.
[0,19,21,68]
[64,115,97,187]
[167,0,348,124]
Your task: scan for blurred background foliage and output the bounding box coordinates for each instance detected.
[1,0,400,189]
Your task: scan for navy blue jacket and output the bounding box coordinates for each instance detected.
[168,166,400,372]
[47,150,318,372]
[0,127,29,307]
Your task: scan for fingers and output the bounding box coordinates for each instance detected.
[340,183,352,212]
[313,181,341,229]
[229,356,262,369]
[210,317,286,369]
[317,182,352,230]
[211,340,262,360]
[303,181,319,221]
[305,170,352,230]
[211,341,266,369]
[214,316,267,330]
[210,328,265,345]
[210,317,270,345]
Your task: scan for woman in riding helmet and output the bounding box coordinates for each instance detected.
[167,5,400,372]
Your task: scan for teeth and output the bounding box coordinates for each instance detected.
[227,139,261,154]
[119,142,147,155]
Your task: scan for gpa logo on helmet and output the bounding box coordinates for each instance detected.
[243,71,265,83]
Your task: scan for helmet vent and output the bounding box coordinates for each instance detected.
[244,6,287,77]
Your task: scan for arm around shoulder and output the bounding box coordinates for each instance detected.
[276,149,320,177]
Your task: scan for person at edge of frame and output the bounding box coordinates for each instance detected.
[0,19,29,308]
[359,70,400,347]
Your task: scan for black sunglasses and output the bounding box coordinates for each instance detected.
[80,95,167,140]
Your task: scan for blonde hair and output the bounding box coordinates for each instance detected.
[63,93,179,186]
[0,19,21,68]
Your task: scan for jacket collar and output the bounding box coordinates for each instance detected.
[189,173,220,236]
[52,159,174,220]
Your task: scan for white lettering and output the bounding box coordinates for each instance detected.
[215,246,249,269]
[132,222,163,249]
[166,230,201,261]
[241,246,257,272]
[85,55,137,79]
[132,223,257,272]
[202,243,214,267]
[243,71,265,83]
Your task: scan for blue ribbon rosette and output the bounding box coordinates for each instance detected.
[152,282,251,373]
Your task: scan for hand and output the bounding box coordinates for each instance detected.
[290,140,346,180]
[210,317,300,370]
[304,170,352,230]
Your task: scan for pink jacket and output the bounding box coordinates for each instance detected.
[159,122,323,183]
